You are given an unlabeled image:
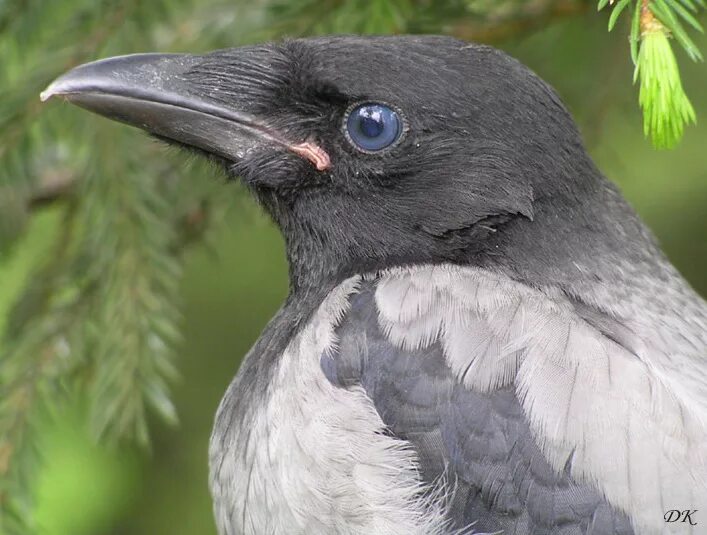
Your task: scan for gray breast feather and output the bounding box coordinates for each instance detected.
[324,264,707,535]
[324,282,634,534]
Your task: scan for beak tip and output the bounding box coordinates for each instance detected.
[40,79,67,102]
[39,53,185,105]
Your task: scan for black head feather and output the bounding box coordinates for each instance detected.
[44,36,664,294]
[179,36,660,292]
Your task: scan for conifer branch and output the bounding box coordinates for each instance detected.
[0,202,82,534]
[78,139,182,444]
[599,0,704,147]
[0,2,202,530]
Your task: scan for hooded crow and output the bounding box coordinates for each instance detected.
[42,36,707,535]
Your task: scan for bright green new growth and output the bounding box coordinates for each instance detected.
[600,0,704,148]
[636,28,696,148]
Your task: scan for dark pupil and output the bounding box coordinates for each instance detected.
[360,111,384,138]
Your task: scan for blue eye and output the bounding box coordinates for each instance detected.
[346,103,402,152]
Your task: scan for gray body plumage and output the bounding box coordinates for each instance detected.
[210,263,707,535]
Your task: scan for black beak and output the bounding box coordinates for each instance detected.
[41,53,330,170]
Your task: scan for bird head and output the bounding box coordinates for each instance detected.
[42,36,618,291]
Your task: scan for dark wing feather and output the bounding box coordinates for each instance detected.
[322,280,634,535]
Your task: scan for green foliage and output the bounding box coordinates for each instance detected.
[0,1,241,531]
[636,28,697,147]
[599,0,704,147]
[33,401,139,535]
[0,0,704,533]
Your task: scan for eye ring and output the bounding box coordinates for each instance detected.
[343,102,405,153]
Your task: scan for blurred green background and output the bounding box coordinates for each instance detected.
[0,1,705,534]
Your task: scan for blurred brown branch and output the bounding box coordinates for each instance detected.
[452,0,590,43]
[27,168,78,209]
